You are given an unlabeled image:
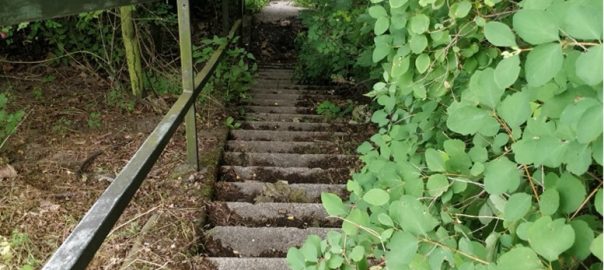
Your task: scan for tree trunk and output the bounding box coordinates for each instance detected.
[120,5,144,98]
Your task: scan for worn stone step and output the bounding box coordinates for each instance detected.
[206,258,288,270]
[243,105,314,114]
[251,84,334,91]
[240,121,358,132]
[203,226,333,257]
[225,140,340,154]
[207,202,338,227]
[214,181,346,202]
[223,152,357,168]
[220,166,350,183]
[250,88,334,95]
[249,93,334,101]
[244,113,326,122]
[245,98,311,107]
[229,130,346,141]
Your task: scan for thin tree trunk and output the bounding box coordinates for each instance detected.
[120,5,144,98]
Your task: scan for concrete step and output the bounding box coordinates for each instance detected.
[243,105,314,114]
[225,140,340,154]
[203,226,334,257]
[249,93,334,101]
[239,121,358,132]
[206,258,288,270]
[223,152,357,168]
[244,113,325,122]
[214,181,346,203]
[206,202,338,227]
[220,166,350,183]
[250,88,334,95]
[245,98,311,107]
[229,130,346,141]
[251,84,335,91]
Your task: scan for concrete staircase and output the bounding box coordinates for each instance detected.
[201,64,360,269]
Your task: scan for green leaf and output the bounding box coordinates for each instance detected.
[369,5,388,18]
[556,172,586,214]
[350,246,365,262]
[596,189,603,216]
[539,188,559,215]
[287,248,306,270]
[363,188,390,206]
[415,54,430,73]
[409,34,428,54]
[560,0,603,40]
[497,92,531,127]
[592,233,603,261]
[427,174,449,197]
[391,56,410,77]
[567,220,594,260]
[576,44,603,86]
[389,0,407,8]
[520,0,552,10]
[484,157,521,195]
[386,231,418,267]
[446,104,499,135]
[409,14,430,34]
[484,22,517,47]
[495,246,545,270]
[494,55,521,89]
[321,192,348,217]
[576,102,603,144]
[469,68,504,108]
[425,148,447,172]
[525,42,564,87]
[527,216,575,261]
[378,95,396,113]
[397,195,439,235]
[301,235,321,263]
[449,0,472,18]
[378,213,394,226]
[375,16,390,35]
[513,9,559,45]
[504,193,532,223]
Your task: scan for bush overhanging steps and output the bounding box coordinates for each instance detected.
[200,63,360,270]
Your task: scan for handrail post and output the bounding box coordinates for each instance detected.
[222,0,230,35]
[177,0,199,170]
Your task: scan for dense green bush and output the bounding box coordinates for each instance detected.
[295,0,375,83]
[289,0,603,269]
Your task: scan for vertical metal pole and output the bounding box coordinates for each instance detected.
[177,0,199,170]
[222,0,230,35]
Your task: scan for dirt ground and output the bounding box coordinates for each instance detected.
[0,59,235,269]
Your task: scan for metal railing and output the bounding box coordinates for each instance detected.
[41,0,244,268]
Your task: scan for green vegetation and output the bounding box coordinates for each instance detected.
[0,94,24,147]
[246,0,271,13]
[0,230,38,269]
[289,0,603,269]
[194,36,257,103]
[316,100,353,119]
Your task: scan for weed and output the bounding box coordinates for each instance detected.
[106,88,135,112]
[224,116,240,129]
[316,100,353,119]
[0,230,38,269]
[0,94,24,145]
[87,112,102,129]
[31,87,43,101]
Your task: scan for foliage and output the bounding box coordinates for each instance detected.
[289,0,603,269]
[295,0,375,83]
[225,116,241,129]
[316,100,353,119]
[0,94,24,145]
[0,230,38,269]
[246,0,271,13]
[87,112,102,129]
[194,36,257,103]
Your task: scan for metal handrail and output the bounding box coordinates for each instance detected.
[42,19,242,270]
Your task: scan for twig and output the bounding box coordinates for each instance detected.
[108,205,161,236]
[421,238,490,265]
[0,108,32,151]
[570,181,603,219]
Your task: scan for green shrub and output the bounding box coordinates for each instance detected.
[289,0,603,269]
[0,94,24,146]
[193,36,257,103]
